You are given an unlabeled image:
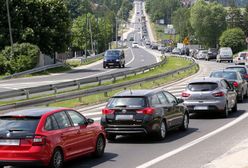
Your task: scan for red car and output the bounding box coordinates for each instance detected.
[0,107,106,168]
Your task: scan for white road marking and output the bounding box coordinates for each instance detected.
[136,112,248,168]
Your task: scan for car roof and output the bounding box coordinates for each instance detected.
[211,69,238,73]
[226,65,247,69]
[106,49,122,52]
[1,107,69,117]
[189,77,222,83]
[114,89,162,97]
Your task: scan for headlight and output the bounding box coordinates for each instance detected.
[116,59,120,62]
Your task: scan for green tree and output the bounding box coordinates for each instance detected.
[172,7,192,42]
[66,0,93,19]
[227,5,243,29]
[219,28,246,53]
[243,5,248,36]
[190,0,227,47]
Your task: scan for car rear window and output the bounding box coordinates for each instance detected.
[0,116,40,133]
[226,67,246,75]
[107,97,146,108]
[210,71,237,80]
[188,82,218,91]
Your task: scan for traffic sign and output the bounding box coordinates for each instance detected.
[183,37,189,45]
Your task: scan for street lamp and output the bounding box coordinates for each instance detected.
[6,0,13,52]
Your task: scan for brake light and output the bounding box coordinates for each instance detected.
[181,92,191,97]
[102,108,115,115]
[136,107,155,115]
[32,136,46,146]
[244,75,248,79]
[233,82,239,88]
[213,92,224,97]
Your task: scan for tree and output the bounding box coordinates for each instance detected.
[243,5,248,36]
[172,7,192,42]
[219,28,246,53]
[226,4,243,29]
[190,0,227,47]
[65,0,93,19]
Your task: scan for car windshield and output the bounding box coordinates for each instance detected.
[0,116,40,134]
[188,82,218,91]
[210,71,237,80]
[105,51,121,58]
[107,97,146,108]
[239,53,247,59]
[226,67,246,75]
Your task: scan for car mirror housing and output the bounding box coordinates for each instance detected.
[177,98,184,104]
[87,118,94,125]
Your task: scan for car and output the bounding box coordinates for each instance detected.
[196,50,208,60]
[233,52,248,65]
[132,41,139,48]
[0,107,106,168]
[129,37,134,41]
[226,65,248,82]
[158,45,165,51]
[101,89,189,141]
[210,70,248,102]
[206,48,218,60]
[103,49,125,68]
[172,48,180,54]
[145,40,151,45]
[216,47,233,63]
[150,43,158,50]
[182,77,237,117]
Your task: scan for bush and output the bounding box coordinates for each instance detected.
[0,54,7,75]
[65,59,81,67]
[219,28,246,54]
[1,43,40,74]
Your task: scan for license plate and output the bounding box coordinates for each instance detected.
[116,115,133,120]
[0,139,20,146]
[194,106,208,110]
[108,63,114,65]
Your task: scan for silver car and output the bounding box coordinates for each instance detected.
[181,77,237,117]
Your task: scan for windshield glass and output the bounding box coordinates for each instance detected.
[226,67,246,75]
[105,50,121,58]
[210,71,237,80]
[107,97,146,108]
[188,82,218,91]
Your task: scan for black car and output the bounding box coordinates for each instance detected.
[103,49,125,68]
[101,89,189,141]
[206,48,218,60]
[226,65,248,82]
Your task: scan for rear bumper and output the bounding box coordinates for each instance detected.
[105,126,148,134]
[0,160,44,167]
[184,101,225,113]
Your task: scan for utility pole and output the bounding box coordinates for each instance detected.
[6,0,13,54]
[89,18,93,55]
[116,16,118,48]
[85,13,88,58]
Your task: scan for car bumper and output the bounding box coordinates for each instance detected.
[0,160,44,167]
[104,61,120,66]
[184,100,225,113]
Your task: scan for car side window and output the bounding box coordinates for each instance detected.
[220,80,228,89]
[45,115,59,131]
[149,94,161,106]
[163,91,177,104]
[53,111,72,129]
[157,92,169,105]
[221,80,232,90]
[67,111,87,127]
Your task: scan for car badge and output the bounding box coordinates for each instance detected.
[6,132,11,138]
[122,109,127,113]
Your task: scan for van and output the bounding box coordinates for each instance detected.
[216,47,233,63]
[103,49,125,68]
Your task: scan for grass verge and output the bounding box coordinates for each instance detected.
[151,23,179,43]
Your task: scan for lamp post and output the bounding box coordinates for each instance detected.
[6,0,13,52]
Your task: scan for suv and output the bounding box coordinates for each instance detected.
[0,107,106,168]
[101,89,189,141]
[103,49,125,68]
[182,77,237,117]
[216,47,233,63]
[206,48,218,60]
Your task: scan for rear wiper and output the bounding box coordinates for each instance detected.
[8,129,26,132]
[114,105,127,108]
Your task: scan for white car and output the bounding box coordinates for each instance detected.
[196,50,208,60]
[216,47,233,63]
[234,52,248,65]
[132,42,139,48]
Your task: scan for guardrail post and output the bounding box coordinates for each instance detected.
[76,81,80,90]
[140,83,142,87]
[104,92,108,97]
[98,79,101,85]
[112,77,116,83]
[79,97,83,103]
[24,89,30,99]
[52,85,58,94]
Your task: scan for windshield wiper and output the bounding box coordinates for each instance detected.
[8,128,27,132]
[114,105,127,108]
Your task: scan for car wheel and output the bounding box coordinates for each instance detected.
[245,89,248,98]
[49,148,63,168]
[238,91,244,103]
[232,101,238,112]
[118,63,122,68]
[222,103,229,118]
[156,120,167,140]
[122,63,125,68]
[93,135,106,158]
[180,113,189,131]
[106,133,116,142]
[103,65,106,69]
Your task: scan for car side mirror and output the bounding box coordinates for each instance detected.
[177,98,184,104]
[87,118,94,125]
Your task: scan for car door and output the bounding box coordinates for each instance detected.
[163,91,183,126]
[221,80,236,108]
[156,92,174,128]
[53,111,78,158]
[237,72,247,95]
[66,110,94,154]
[148,94,163,123]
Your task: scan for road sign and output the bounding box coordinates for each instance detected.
[183,37,189,45]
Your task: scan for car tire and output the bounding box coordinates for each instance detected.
[106,133,116,142]
[156,120,167,140]
[49,148,64,168]
[179,112,189,131]
[118,63,122,68]
[238,92,244,103]
[122,63,125,68]
[222,103,229,118]
[93,135,106,158]
[232,101,238,112]
[103,65,106,69]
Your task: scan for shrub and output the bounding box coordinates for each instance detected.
[1,43,40,73]
[0,53,7,75]
[219,28,246,54]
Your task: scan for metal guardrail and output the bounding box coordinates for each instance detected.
[0,56,197,111]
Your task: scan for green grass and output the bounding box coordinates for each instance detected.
[151,23,179,43]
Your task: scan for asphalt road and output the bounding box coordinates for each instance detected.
[51,59,248,168]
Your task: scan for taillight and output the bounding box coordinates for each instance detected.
[181,92,191,97]
[102,108,115,115]
[244,75,248,79]
[136,107,155,115]
[212,92,224,97]
[32,136,46,146]
[233,82,239,88]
